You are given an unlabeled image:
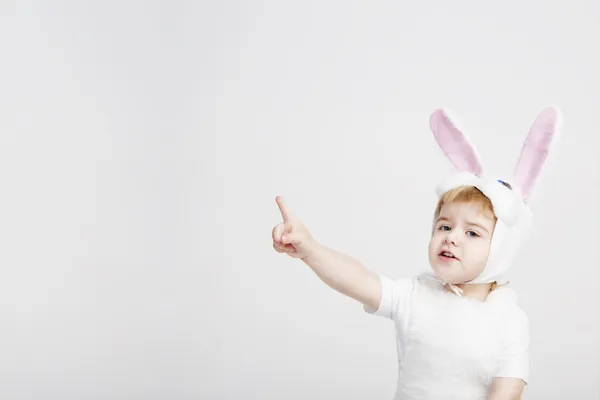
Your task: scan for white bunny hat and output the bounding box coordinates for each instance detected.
[429,107,562,293]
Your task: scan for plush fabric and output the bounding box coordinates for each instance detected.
[429,107,561,287]
[365,273,529,400]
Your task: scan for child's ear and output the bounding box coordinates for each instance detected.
[512,107,562,201]
[430,108,484,176]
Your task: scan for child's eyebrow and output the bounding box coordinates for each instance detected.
[466,221,490,234]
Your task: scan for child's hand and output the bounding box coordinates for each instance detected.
[272,196,315,259]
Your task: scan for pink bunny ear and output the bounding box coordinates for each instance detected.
[513,107,562,201]
[430,109,484,176]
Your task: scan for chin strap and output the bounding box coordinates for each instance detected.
[445,282,464,296]
[433,276,464,296]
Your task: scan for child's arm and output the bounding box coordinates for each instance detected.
[300,242,382,310]
[272,196,382,310]
[487,377,525,400]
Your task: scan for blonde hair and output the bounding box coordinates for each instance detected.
[434,185,497,222]
[434,185,502,292]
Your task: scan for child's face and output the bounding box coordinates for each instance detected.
[428,202,496,284]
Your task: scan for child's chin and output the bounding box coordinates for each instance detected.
[432,267,460,284]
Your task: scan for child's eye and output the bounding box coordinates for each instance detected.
[439,225,451,231]
[467,231,480,238]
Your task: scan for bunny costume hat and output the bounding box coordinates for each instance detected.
[429,107,562,293]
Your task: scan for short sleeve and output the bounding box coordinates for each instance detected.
[494,307,530,384]
[363,273,415,321]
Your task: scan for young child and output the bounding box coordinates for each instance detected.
[272,107,561,399]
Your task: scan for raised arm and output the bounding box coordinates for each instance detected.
[272,196,382,310]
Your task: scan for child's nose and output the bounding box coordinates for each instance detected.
[444,231,459,245]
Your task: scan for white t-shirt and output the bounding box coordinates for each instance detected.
[365,272,529,400]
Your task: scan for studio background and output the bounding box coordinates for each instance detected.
[0,1,598,399]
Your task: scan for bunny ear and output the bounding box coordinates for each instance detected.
[430,108,484,176]
[513,107,562,201]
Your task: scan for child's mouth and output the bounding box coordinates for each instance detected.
[439,250,458,261]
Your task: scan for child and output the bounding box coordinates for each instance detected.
[272,108,561,399]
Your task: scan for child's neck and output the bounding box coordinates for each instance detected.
[450,282,493,301]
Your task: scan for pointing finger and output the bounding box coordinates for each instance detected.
[276,196,294,222]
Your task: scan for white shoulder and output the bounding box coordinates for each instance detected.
[494,295,530,347]
[493,300,530,383]
[363,273,420,320]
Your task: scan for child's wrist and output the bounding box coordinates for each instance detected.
[300,240,321,262]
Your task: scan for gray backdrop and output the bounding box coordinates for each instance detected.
[0,1,598,399]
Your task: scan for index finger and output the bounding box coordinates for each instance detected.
[275,196,294,222]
